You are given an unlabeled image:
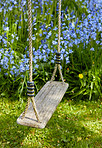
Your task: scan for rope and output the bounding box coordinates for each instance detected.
[28,0,32,82]
[58,0,61,53]
[58,64,64,82]
[51,0,64,82]
[22,0,40,122]
[31,97,40,122]
[21,97,30,119]
[51,64,57,81]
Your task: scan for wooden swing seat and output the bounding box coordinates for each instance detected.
[17,81,68,128]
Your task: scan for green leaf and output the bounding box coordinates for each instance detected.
[71,88,86,98]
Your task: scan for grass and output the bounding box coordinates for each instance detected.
[0,97,102,148]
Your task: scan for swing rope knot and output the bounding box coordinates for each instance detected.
[55,52,61,64]
[27,81,34,97]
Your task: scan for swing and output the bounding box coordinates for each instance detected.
[17,0,68,129]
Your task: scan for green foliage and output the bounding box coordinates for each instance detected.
[66,67,102,100]
[65,38,102,100]
[0,70,20,99]
[0,0,101,101]
[0,98,102,147]
[62,0,88,17]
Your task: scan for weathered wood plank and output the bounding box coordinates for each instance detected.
[39,84,61,120]
[17,81,68,128]
[43,84,68,122]
[38,83,60,114]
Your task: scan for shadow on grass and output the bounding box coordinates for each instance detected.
[0,99,31,148]
[0,114,31,148]
[43,100,102,148]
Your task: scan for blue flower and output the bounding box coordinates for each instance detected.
[5,73,8,76]
[16,37,18,40]
[43,44,47,49]
[0,8,2,12]
[25,19,27,22]
[96,40,100,44]
[11,39,14,43]
[18,26,21,29]
[19,64,25,72]
[69,49,73,54]
[66,56,70,64]
[52,41,57,45]
[32,36,36,40]
[0,35,2,40]
[10,71,14,75]
[90,47,94,51]
[61,48,65,54]
[24,58,29,64]
[25,65,29,70]
[35,64,39,69]
[51,21,53,27]
[43,55,47,62]
[25,47,27,50]
[21,75,24,78]
[46,48,50,54]
[11,34,15,38]
[4,27,9,31]
[43,32,47,35]
[39,33,42,37]
[51,60,54,63]
[53,27,58,31]
[0,53,2,59]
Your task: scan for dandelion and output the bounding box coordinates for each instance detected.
[93,61,94,65]
[79,74,83,79]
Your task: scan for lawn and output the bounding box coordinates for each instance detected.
[0,97,102,148]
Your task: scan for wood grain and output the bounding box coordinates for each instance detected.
[17,81,68,128]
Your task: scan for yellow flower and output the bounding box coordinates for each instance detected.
[79,74,83,79]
